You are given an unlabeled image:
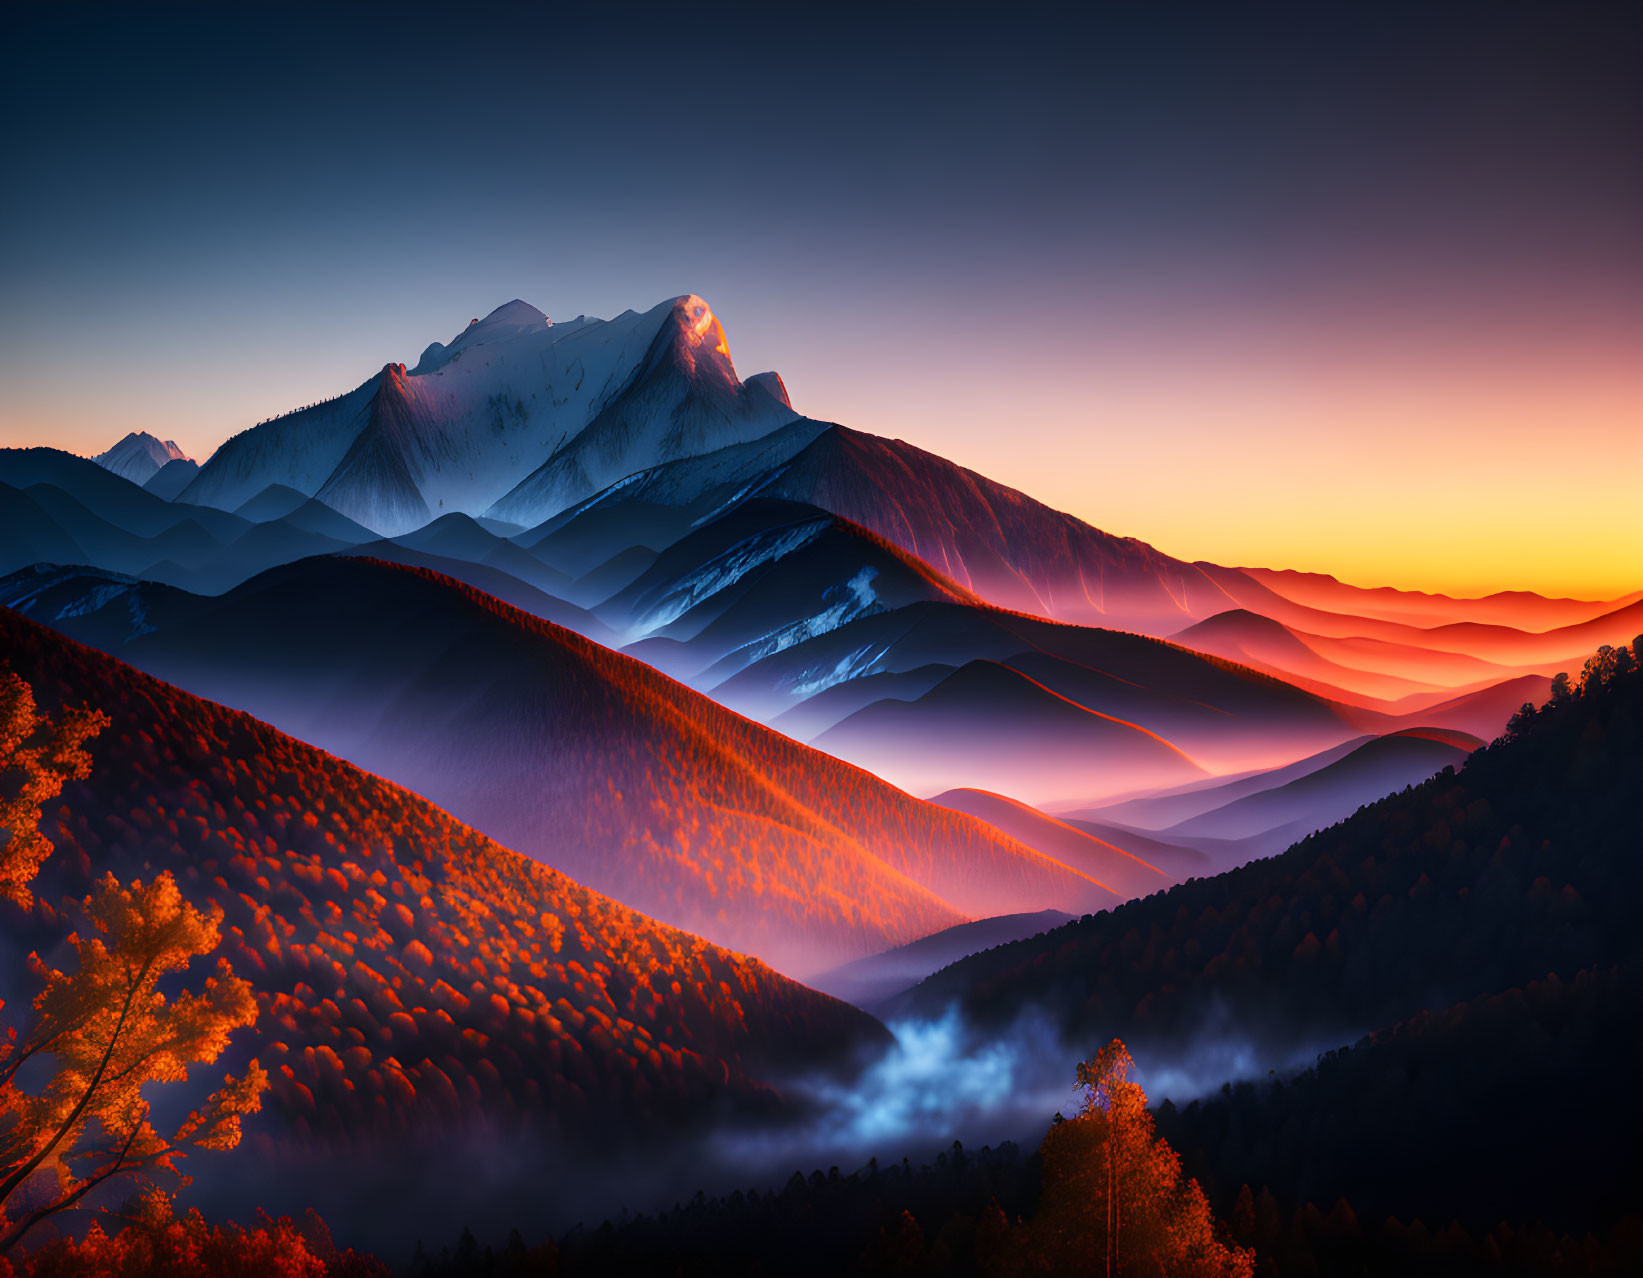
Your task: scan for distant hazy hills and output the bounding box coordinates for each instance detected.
[895,644,1643,1058]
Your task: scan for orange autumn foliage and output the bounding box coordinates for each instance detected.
[9,1189,386,1278]
[0,672,265,1255]
[0,872,267,1252]
[0,667,107,909]
[1013,1041,1252,1277]
[0,601,883,1158]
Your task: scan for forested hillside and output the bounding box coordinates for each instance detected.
[0,607,887,1154]
[900,641,1643,1057]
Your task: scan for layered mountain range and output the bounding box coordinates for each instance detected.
[0,558,1112,977]
[4,291,1640,1261]
[6,290,1640,977]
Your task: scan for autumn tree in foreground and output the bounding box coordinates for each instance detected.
[1018,1040,1252,1277]
[0,672,266,1256]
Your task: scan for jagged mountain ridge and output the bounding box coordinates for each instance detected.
[528,417,1250,636]
[178,296,796,535]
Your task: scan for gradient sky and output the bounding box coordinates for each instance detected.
[3,1,1639,598]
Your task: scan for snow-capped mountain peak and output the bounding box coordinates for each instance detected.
[671,294,731,361]
[414,298,554,374]
[451,297,551,346]
[179,294,800,535]
[92,431,193,485]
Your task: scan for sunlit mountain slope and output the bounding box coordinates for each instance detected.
[0,607,888,1155]
[2,559,1113,975]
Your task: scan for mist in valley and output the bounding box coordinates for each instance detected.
[181,999,1351,1262]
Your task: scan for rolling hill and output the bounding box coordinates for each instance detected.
[1196,562,1643,670]
[2,559,1115,976]
[808,909,1075,1009]
[894,641,1643,1068]
[1,606,888,1159]
[1151,726,1483,859]
[928,787,1174,898]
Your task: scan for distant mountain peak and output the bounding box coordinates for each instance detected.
[94,430,189,463]
[91,431,193,485]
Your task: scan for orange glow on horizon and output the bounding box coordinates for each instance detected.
[7,287,1637,603]
[776,294,1643,603]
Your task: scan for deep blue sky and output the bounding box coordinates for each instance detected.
[3,1,1639,593]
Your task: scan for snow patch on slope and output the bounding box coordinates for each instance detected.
[0,567,156,641]
[725,567,884,672]
[625,518,831,638]
[790,640,896,698]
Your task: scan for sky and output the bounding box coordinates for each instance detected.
[2,1,1639,598]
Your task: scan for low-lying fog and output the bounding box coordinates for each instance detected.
[180,1002,1346,1261]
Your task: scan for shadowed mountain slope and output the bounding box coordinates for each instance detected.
[605,498,985,683]
[2,559,1113,976]
[2,446,244,541]
[751,426,1246,630]
[0,482,88,576]
[894,643,1643,1065]
[1156,962,1643,1238]
[706,597,1374,805]
[812,658,1209,806]
[0,448,382,593]
[143,456,200,499]
[527,420,1250,634]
